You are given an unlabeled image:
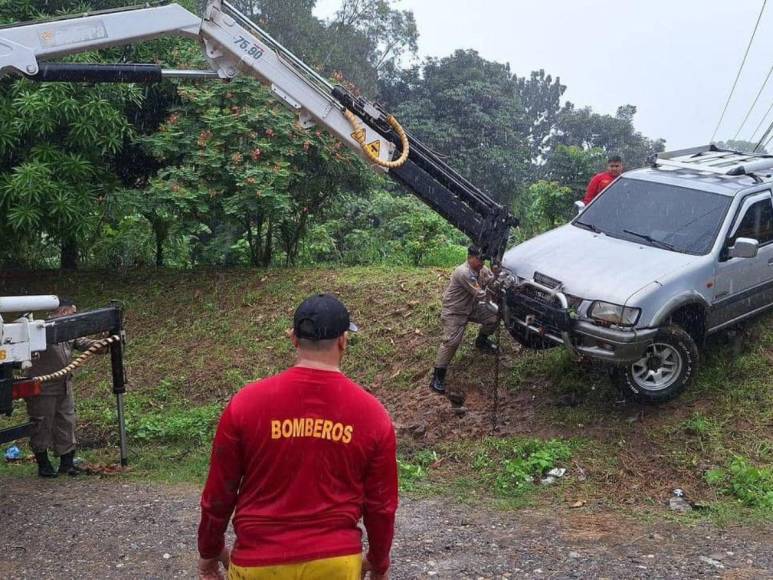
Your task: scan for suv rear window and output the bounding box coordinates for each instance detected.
[575,177,732,255]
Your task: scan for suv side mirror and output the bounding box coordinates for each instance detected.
[573,200,586,215]
[728,237,759,259]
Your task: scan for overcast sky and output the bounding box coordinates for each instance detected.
[314,0,773,150]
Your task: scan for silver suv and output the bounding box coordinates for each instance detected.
[501,145,773,403]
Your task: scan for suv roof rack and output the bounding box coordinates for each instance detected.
[649,144,773,179]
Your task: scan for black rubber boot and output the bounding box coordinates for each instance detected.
[58,451,82,476]
[35,452,58,478]
[475,334,498,354]
[429,367,447,394]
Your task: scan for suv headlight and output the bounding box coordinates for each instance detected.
[589,301,641,326]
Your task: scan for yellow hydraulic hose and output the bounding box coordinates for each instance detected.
[31,335,121,384]
[343,109,409,169]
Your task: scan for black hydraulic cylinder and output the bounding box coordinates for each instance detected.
[26,63,163,83]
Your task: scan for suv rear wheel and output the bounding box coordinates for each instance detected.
[612,325,699,403]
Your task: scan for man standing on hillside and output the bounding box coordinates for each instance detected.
[430,245,498,396]
[197,294,398,580]
[582,154,624,205]
[26,297,104,478]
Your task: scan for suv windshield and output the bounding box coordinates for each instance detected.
[575,177,732,255]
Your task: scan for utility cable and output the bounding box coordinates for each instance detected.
[759,125,773,151]
[711,0,767,142]
[750,100,773,142]
[733,63,773,140]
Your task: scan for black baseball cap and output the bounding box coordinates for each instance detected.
[293,294,359,340]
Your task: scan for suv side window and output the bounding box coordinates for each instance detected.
[728,193,773,247]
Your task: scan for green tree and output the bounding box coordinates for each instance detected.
[382,50,530,207]
[542,145,605,199]
[517,180,574,238]
[0,0,197,269]
[230,0,417,96]
[322,0,418,91]
[0,78,141,268]
[551,104,665,169]
[141,77,370,267]
[516,69,566,166]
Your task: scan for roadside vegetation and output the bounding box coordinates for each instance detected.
[1,268,770,525]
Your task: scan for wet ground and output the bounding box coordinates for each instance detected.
[1,477,771,579]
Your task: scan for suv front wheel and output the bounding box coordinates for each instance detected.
[612,325,699,403]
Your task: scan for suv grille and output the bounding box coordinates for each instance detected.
[506,285,574,335]
[533,271,561,289]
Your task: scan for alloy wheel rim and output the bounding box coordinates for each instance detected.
[630,342,683,391]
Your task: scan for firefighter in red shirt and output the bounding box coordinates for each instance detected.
[582,154,623,205]
[197,294,398,580]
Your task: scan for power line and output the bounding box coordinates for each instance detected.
[733,63,773,140]
[710,0,768,142]
[756,120,773,151]
[749,99,773,141]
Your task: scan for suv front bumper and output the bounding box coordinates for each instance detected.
[505,281,657,364]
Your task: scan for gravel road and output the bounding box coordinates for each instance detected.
[0,477,770,579]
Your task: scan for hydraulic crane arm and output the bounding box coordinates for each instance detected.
[0,0,517,260]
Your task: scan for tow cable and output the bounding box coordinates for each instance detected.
[31,335,121,383]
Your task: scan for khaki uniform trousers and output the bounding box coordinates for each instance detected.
[25,381,76,456]
[435,302,498,368]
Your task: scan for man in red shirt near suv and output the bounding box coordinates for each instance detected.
[582,154,623,205]
[197,294,398,580]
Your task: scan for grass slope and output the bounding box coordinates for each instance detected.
[1,268,771,521]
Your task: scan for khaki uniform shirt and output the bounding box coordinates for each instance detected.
[441,262,494,319]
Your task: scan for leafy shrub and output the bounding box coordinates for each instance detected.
[705,456,773,510]
[479,438,572,496]
[398,449,438,491]
[128,404,223,445]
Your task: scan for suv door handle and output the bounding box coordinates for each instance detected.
[769,257,773,265]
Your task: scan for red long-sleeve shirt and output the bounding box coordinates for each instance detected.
[582,171,617,205]
[198,366,398,574]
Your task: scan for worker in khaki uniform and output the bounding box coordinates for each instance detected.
[26,298,102,478]
[430,245,498,394]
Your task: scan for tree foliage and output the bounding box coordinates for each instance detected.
[542,145,606,199]
[140,78,371,267]
[516,180,575,239]
[0,77,141,268]
[382,50,530,207]
[550,104,665,168]
[0,0,668,270]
